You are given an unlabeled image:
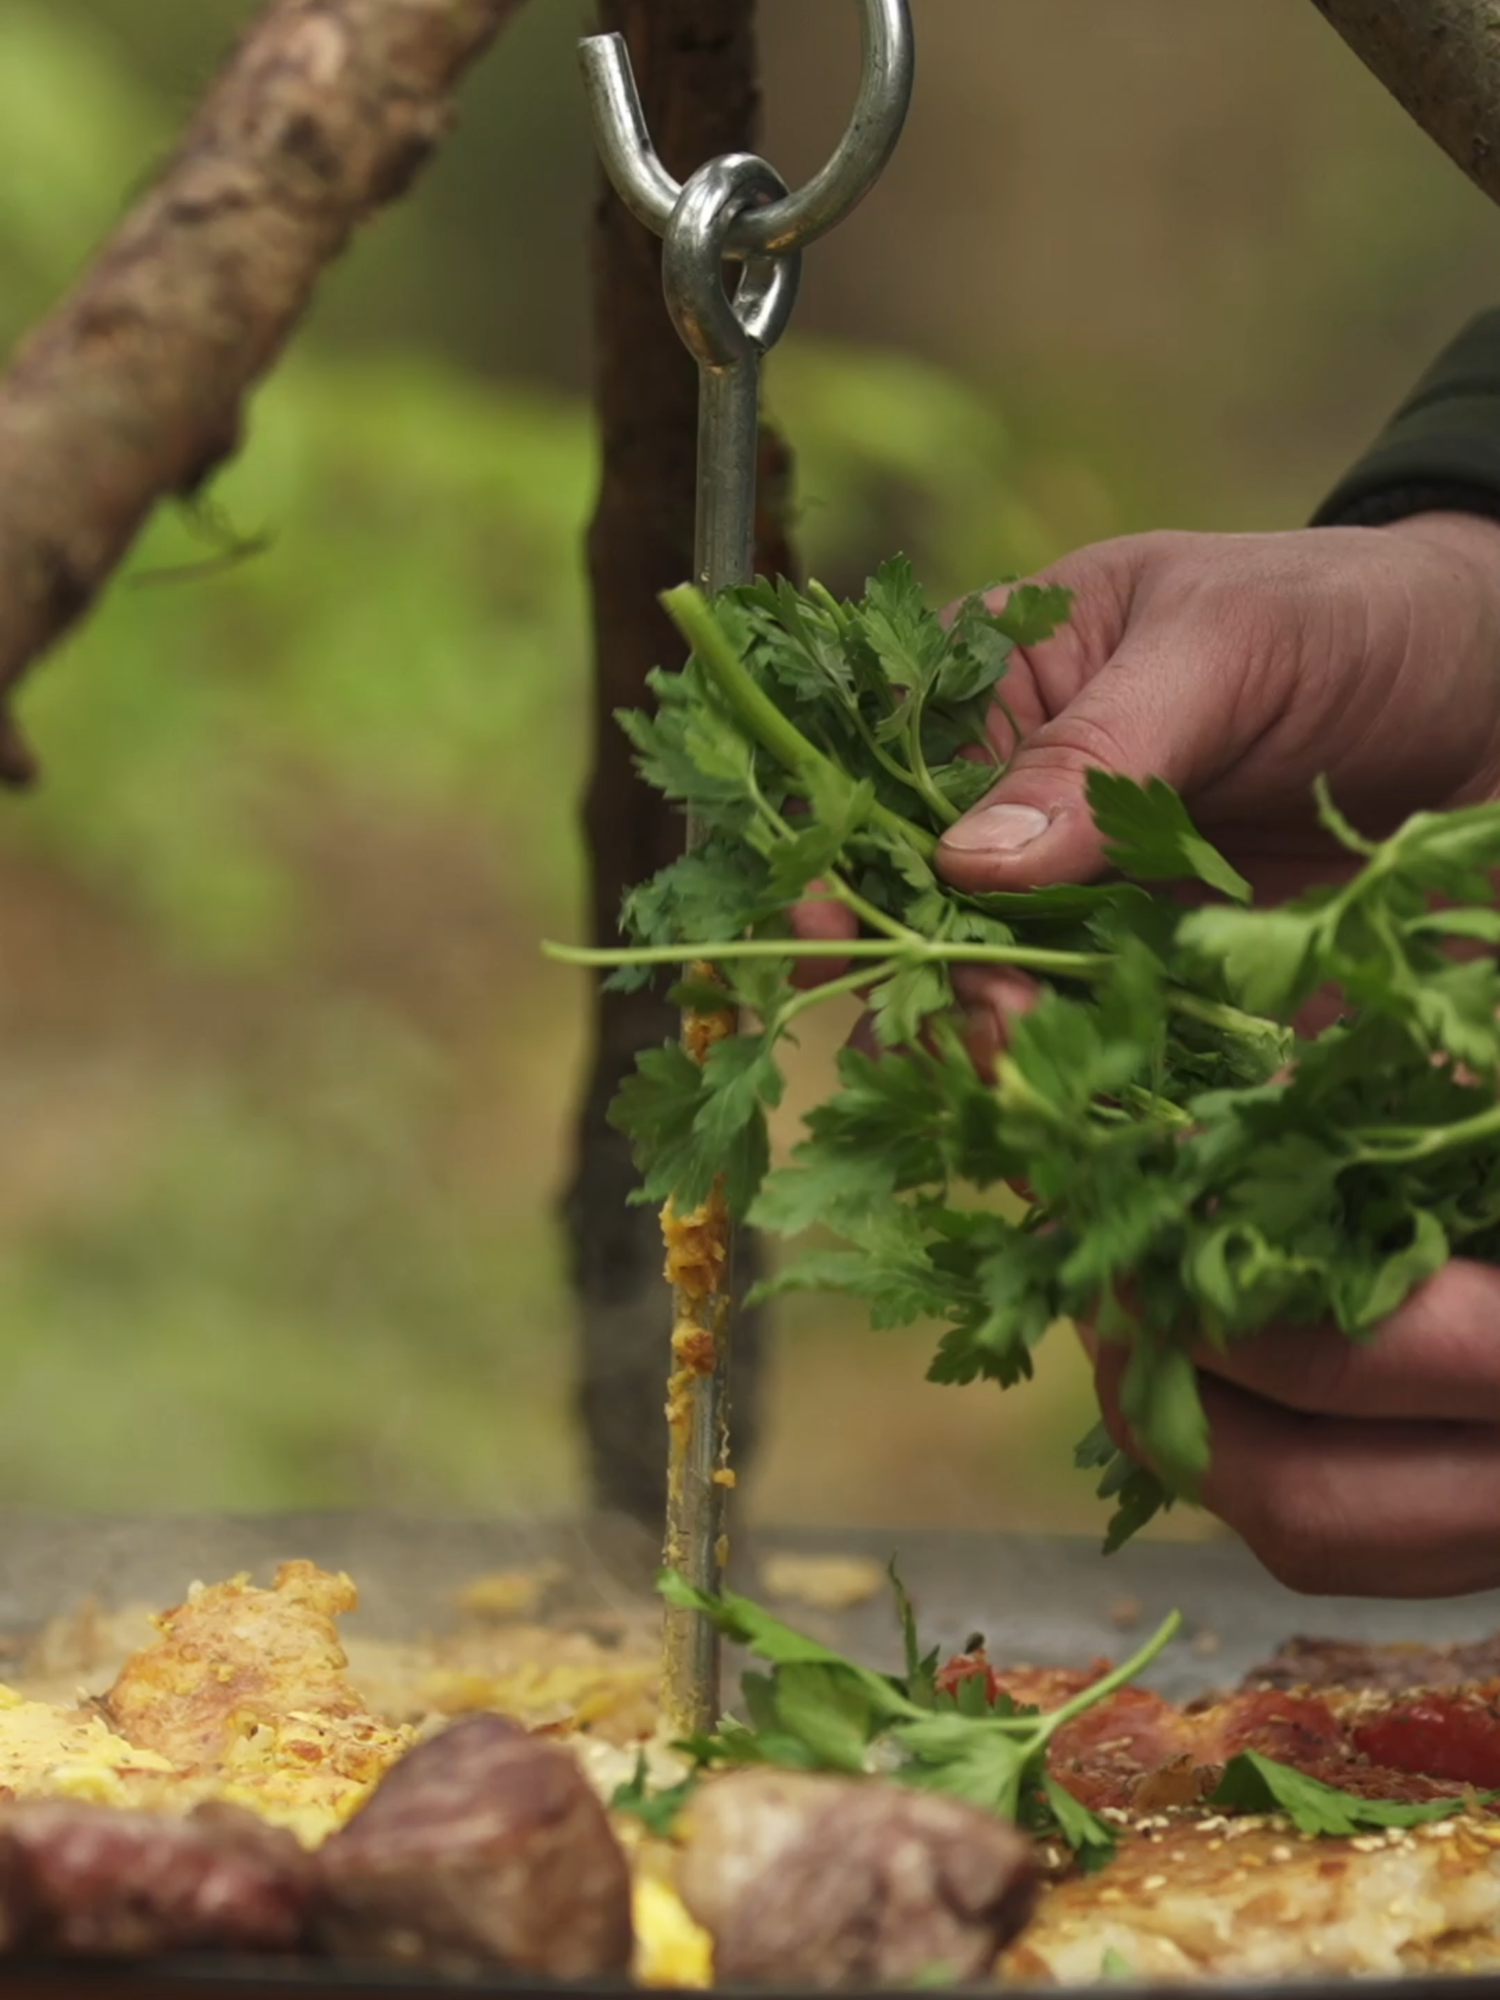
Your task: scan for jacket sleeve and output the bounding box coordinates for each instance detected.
[1312,310,1500,528]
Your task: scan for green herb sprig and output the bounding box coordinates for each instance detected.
[659,1562,1181,1868]
[545,564,1500,1544]
[635,1569,1493,1862]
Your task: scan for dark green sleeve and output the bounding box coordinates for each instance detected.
[1312,311,1500,528]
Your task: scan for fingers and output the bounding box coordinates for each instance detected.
[1193,1263,1500,1424]
[935,536,1273,895]
[951,967,1040,1077]
[1192,1377,1500,1599]
[936,630,1232,894]
[1088,1270,1500,1597]
[788,888,856,990]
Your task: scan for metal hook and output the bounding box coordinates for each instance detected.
[580,0,914,259]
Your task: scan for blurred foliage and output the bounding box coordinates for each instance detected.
[0,2,1105,1518]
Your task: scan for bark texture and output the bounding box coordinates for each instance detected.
[1308,0,1500,205]
[0,0,525,784]
[569,0,798,1525]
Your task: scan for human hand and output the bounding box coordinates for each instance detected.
[1086,1260,1500,1599]
[794,511,1500,1053]
[788,515,1500,1589]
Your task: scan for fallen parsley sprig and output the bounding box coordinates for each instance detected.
[545,564,1500,1545]
[659,1562,1181,1869]
[611,1752,698,1839]
[629,1571,1494,1863]
[1209,1748,1494,1836]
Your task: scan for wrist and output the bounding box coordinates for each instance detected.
[1382,510,1500,567]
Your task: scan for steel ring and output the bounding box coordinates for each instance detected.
[662,155,803,374]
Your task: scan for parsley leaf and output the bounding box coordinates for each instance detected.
[1210,1750,1493,1836]
[610,1753,697,1839]
[1087,768,1252,905]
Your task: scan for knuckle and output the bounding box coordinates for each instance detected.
[1240,1475,1354,1597]
[1024,707,1138,782]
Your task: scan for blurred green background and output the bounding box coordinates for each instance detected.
[0,0,1495,1531]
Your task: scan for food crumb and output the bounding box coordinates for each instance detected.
[760,1554,885,1612]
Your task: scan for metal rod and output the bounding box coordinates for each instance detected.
[579,13,912,1741]
[657,156,800,1738]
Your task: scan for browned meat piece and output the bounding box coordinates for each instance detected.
[676,1769,1038,1988]
[1243,1633,1500,1694]
[104,1560,409,1780]
[0,1800,313,1956]
[316,1714,632,1977]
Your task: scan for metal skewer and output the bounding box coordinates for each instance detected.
[580,1,915,1738]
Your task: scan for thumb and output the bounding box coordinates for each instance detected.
[936,648,1210,893]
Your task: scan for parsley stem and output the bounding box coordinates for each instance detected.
[776,964,890,1031]
[903,702,962,829]
[1353,1102,1500,1163]
[1166,990,1285,1044]
[1037,1611,1182,1739]
[821,877,918,946]
[662,585,940,862]
[544,938,1113,977]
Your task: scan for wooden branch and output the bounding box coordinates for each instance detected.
[1308,0,1500,205]
[0,0,526,785]
[568,0,800,1526]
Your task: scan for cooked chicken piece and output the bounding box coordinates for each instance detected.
[102,1560,413,1835]
[1003,1812,1500,1983]
[316,1713,633,1978]
[676,1768,1038,1989]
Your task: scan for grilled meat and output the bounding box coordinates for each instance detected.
[1245,1634,1500,1694]
[0,1799,313,1957]
[100,1560,413,1841]
[940,1648,1500,1813]
[675,1768,1038,1988]
[315,1713,633,1977]
[104,1560,406,1774]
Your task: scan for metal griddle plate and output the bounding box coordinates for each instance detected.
[0,1513,1499,2000]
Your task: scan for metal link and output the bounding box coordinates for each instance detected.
[663,154,802,373]
[580,0,914,259]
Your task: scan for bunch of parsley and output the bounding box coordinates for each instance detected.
[547,563,1500,1545]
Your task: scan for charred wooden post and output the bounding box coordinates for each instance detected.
[0,0,524,783]
[567,0,780,1530]
[1308,0,1500,207]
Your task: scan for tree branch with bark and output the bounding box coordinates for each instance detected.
[0,0,526,785]
[1309,0,1500,205]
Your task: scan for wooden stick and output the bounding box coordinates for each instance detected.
[568,0,799,1527]
[0,0,526,784]
[1308,0,1500,205]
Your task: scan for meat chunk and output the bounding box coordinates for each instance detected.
[102,1560,412,1831]
[0,1800,313,1956]
[106,1561,379,1765]
[675,1769,1038,1988]
[1244,1633,1500,1695]
[316,1713,632,1977]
